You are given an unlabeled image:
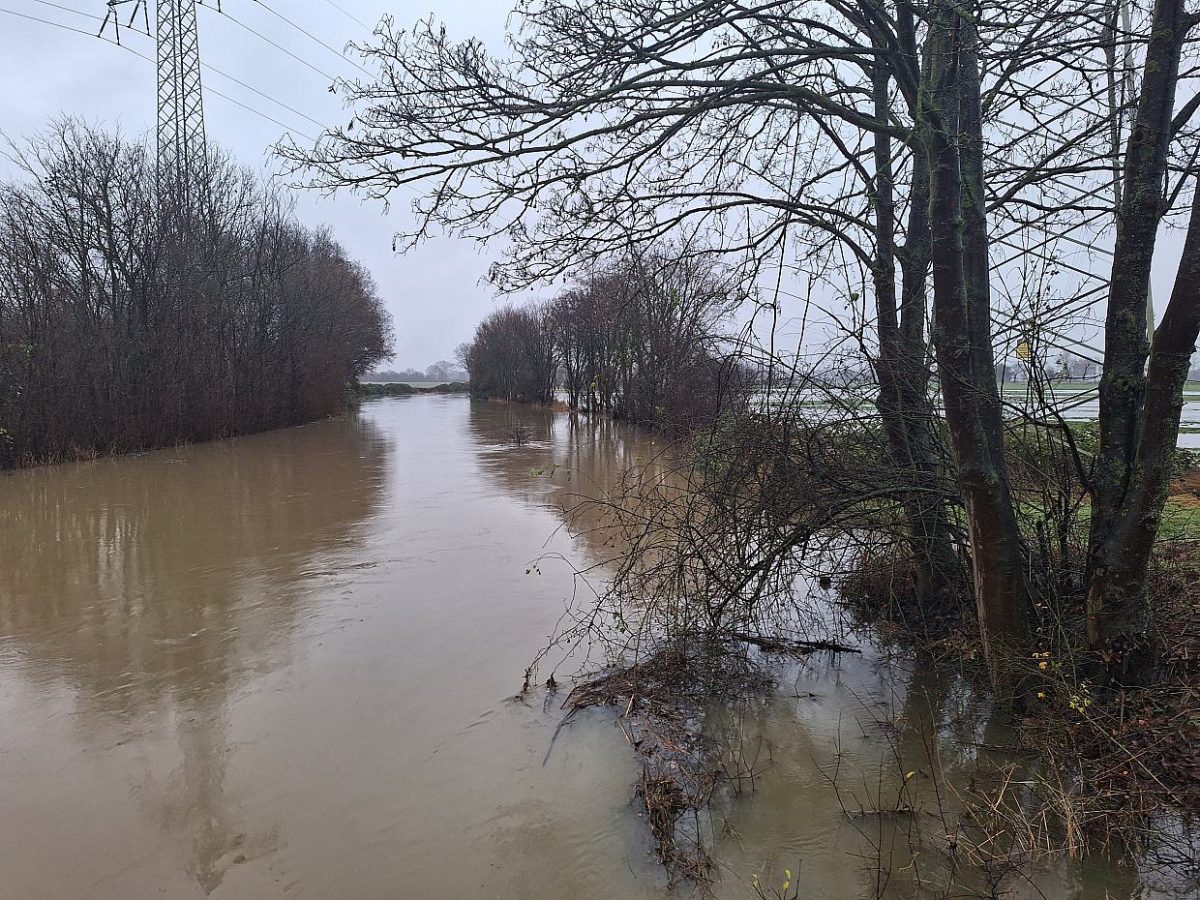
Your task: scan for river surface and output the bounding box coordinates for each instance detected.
[0,396,1178,898]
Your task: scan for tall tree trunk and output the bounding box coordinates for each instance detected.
[1087,0,1197,666]
[923,0,1031,690]
[1088,188,1200,673]
[871,58,964,611]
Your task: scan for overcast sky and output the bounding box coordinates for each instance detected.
[0,0,519,367]
[2,1,1194,374]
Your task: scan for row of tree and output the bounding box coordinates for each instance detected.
[364,361,468,383]
[463,252,750,431]
[0,121,390,468]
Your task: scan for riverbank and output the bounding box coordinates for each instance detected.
[1,386,400,472]
[833,472,1200,886]
[0,382,473,471]
[0,414,342,472]
[536,394,1200,891]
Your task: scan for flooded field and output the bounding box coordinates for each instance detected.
[998,381,1200,449]
[753,382,1200,449]
[0,396,1182,898]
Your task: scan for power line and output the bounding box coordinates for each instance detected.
[133,15,331,132]
[198,2,342,84]
[315,0,372,32]
[202,59,327,131]
[32,2,325,131]
[250,0,372,76]
[0,5,95,37]
[0,7,318,141]
[24,0,153,38]
[28,0,103,23]
[123,34,329,133]
[116,41,319,141]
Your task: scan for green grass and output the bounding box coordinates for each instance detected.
[1159,501,1200,542]
[1014,497,1200,543]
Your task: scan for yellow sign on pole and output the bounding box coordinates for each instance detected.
[1015,340,1032,361]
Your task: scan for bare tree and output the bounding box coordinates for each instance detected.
[1086,0,1200,675]
[470,250,746,429]
[0,120,390,468]
[466,304,556,403]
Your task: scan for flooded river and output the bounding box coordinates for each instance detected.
[0,397,1179,898]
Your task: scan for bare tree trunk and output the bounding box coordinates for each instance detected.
[1087,188,1200,674]
[1086,0,1197,667]
[923,0,1030,689]
[871,59,963,610]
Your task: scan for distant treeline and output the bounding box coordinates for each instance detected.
[464,251,752,431]
[364,361,469,383]
[0,121,390,468]
[355,381,469,398]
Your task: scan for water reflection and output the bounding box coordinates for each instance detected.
[0,417,388,894]
[465,399,675,566]
[0,398,666,900]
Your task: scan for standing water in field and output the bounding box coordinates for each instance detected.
[0,396,1181,898]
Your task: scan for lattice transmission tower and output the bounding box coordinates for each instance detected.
[101,0,211,189]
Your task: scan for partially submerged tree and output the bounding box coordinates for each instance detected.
[465,304,556,403]
[470,250,747,430]
[918,0,1033,683]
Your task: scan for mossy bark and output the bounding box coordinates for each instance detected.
[870,53,964,611]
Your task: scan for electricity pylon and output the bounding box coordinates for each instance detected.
[101,0,211,191]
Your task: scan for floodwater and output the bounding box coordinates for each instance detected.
[0,397,1181,898]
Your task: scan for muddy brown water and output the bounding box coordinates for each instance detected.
[0,396,1177,898]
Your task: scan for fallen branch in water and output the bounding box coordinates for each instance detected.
[730,632,861,655]
[563,642,771,885]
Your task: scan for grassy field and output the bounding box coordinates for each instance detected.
[354,381,470,399]
[1014,497,1200,542]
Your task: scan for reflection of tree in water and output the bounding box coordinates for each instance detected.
[877,660,1144,899]
[466,399,676,565]
[0,415,389,894]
